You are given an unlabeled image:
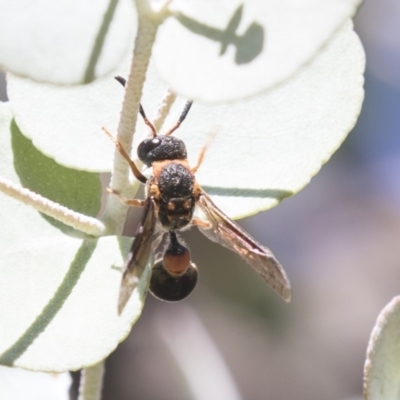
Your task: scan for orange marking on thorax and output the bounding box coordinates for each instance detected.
[151,159,191,181]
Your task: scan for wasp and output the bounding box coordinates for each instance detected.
[104,77,291,314]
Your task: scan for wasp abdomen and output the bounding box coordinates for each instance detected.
[156,162,196,230]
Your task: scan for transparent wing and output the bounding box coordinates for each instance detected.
[197,192,291,302]
[118,197,161,313]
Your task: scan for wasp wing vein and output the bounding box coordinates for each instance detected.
[197,192,291,302]
[118,197,158,313]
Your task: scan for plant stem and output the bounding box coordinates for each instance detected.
[0,177,106,236]
[77,2,173,399]
[101,11,161,235]
[152,89,178,133]
[78,362,106,400]
[77,2,170,398]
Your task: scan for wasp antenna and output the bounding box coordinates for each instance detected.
[114,75,126,87]
[141,112,158,137]
[191,131,216,174]
[165,101,193,136]
[114,76,157,137]
[178,101,193,124]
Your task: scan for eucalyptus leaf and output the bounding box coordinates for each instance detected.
[0,103,150,372]
[364,296,400,400]
[8,22,365,220]
[0,0,136,84]
[155,0,362,102]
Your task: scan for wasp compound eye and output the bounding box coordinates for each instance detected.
[137,135,187,166]
[137,137,161,166]
[149,260,198,302]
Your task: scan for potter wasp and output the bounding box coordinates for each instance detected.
[104,77,291,313]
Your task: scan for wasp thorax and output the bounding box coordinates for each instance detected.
[137,135,187,166]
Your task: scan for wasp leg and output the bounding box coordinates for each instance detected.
[107,188,145,207]
[102,127,147,184]
[191,133,216,174]
[192,218,212,229]
[191,147,207,174]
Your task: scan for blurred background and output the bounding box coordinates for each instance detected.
[1,1,400,399]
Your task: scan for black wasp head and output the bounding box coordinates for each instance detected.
[137,135,187,167]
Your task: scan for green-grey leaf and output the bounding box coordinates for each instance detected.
[155,0,362,102]
[156,21,365,218]
[364,296,400,400]
[0,103,150,372]
[0,0,136,84]
[6,59,177,172]
[10,119,101,233]
[7,71,126,172]
[8,23,365,221]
